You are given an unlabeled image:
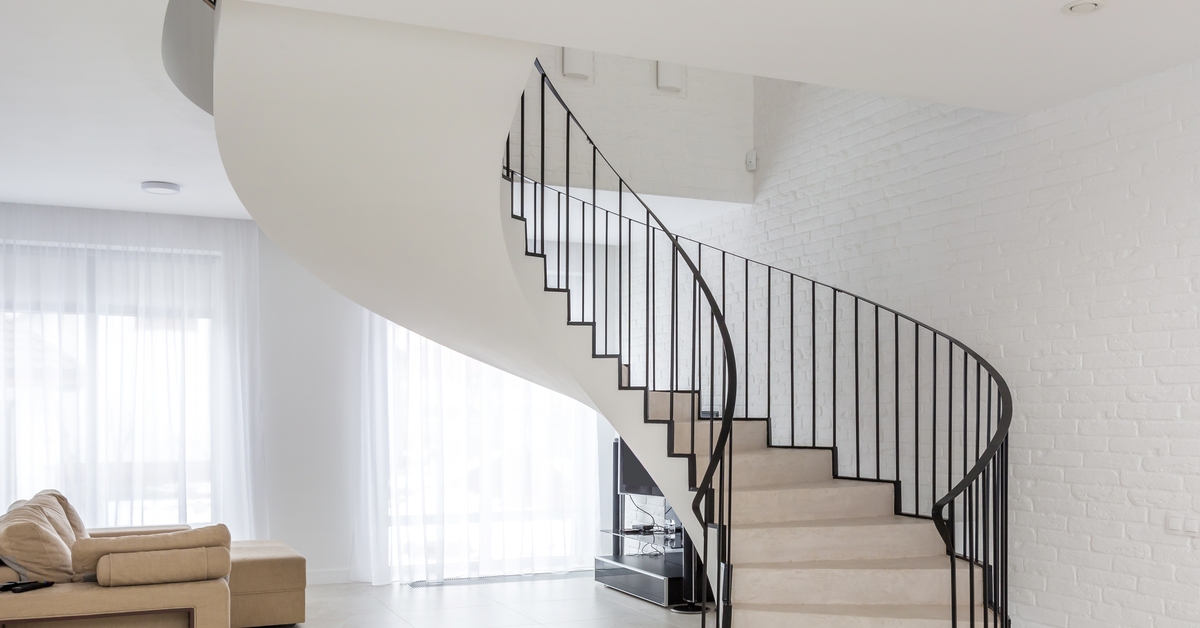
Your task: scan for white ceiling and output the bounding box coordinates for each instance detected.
[0,1,248,219]
[252,0,1200,114]
[5,0,1200,221]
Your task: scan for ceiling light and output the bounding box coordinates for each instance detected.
[141,181,181,195]
[1062,1,1103,14]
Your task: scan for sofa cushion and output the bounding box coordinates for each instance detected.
[97,546,232,587]
[229,540,306,594]
[88,524,192,538]
[40,489,90,542]
[0,494,77,582]
[72,523,230,578]
[0,563,20,582]
[229,540,306,628]
[22,490,88,547]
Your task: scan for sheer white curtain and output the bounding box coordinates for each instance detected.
[351,312,598,585]
[0,203,264,540]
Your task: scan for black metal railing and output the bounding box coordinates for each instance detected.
[503,60,1010,627]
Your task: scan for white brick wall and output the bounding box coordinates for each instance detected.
[511,48,754,204]
[680,62,1200,628]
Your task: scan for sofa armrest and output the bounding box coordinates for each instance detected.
[97,546,231,587]
[73,524,230,578]
[88,524,193,538]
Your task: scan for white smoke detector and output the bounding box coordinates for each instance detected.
[141,181,181,195]
[1062,1,1104,14]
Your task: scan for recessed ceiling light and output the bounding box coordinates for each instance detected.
[1062,1,1104,14]
[141,181,181,195]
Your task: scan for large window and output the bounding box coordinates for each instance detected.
[352,312,599,584]
[0,204,262,538]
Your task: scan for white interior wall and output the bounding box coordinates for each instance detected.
[518,47,754,205]
[258,231,363,583]
[679,60,1200,628]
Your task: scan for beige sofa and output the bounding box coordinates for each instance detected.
[0,491,304,628]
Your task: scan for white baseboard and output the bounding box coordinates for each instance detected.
[307,567,350,585]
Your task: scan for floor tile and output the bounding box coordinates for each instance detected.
[370,583,499,612]
[394,604,540,628]
[499,597,653,624]
[307,582,377,600]
[474,578,601,603]
[538,617,676,628]
[302,573,709,628]
[302,589,412,628]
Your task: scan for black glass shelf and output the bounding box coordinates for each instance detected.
[600,528,685,550]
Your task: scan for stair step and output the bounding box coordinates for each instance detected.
[731,515,945,563]
[646,390,699,422]
[682,446,832,487]
[732,556,984,606]
[732,448,832,487]
[732,480,894,524]
[733,603,995,628]
[671,418,768,454]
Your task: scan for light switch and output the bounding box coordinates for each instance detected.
[1186,518,1200,535]
[1168,515,1184,532]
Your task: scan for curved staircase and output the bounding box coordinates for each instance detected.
[499,64,1011,627]
[210,4,1010,624]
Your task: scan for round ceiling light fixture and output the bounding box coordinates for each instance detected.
[1062,1,1104,14]
[141,181,181,195]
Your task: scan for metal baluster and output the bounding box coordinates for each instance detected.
[592,145,598,333]
[619,181,628,365]
[565,113,571,316]
[854,296,860,477]
[932,334,938,508]
[540,79,545,257]
[950,499,957,628]
[506,134,511,212]
[691,252,699,458]
[520,93,525,222]
[646,220,652,394]
[557,192,563,290]
[894,313,900,486]
[671,246,678,430]
[914,325,920,515]
[833,290,838,471]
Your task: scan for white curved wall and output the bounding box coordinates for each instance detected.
[213,0,586,401]
[213,0,708,548]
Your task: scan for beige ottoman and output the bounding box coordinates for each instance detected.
[229,540,306,628]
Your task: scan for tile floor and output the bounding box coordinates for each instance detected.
[300,575,709,628]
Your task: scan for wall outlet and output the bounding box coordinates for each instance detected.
[1166,513,1200,536]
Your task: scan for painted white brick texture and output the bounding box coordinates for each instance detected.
[679,62,1200,628]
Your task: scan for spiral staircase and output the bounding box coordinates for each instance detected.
[209,2,1011,626]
